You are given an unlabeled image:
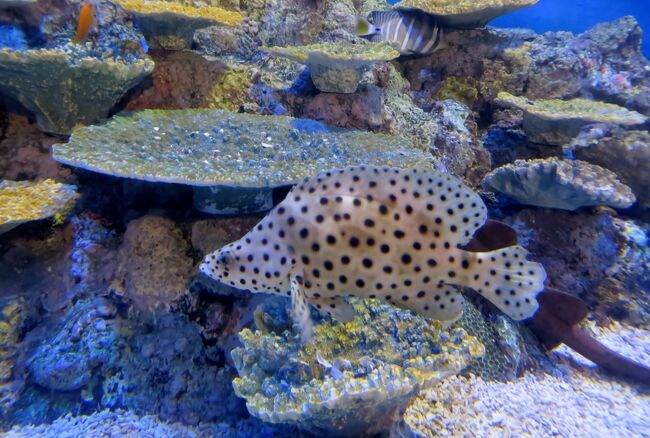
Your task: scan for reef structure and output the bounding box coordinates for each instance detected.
[264,42,400,93]
[232,298,484,437]
[51,109,432,214]
[0,48,154,135]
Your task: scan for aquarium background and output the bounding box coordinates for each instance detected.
[388,0,650,56]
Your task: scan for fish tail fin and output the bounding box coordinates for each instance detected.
[356,16,374,36]
[464,245,546,321]
[435,27,447,51]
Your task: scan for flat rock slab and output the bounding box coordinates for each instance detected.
[482,158,636,210]
[494,92,648,146]
[52,109,432,213]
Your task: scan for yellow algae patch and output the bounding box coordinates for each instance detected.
[0,179,78,234]
[115,0,243,26]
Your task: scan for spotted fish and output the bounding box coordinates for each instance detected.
[356,10,443,56]
[200,166,547,341]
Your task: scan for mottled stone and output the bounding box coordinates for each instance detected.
[483,158,636,210]
[509,209,650,326]
[0,297,25,413]
[394,0,539,28]
[112,216,193,313]
[232,298,483,436]
[494,92,648,145]
[0,180,78,235]
[431,99,490,186]
[264,42,399,93]
[565,125,650,207]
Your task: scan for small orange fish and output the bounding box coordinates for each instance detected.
[72,2,94,44]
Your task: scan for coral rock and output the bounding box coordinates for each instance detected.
[0,179,78,235]
[27,298,120,392]
[115,0,243,49]
[494,92,648,146]
[483,158,636,210]
[113,216,193,313]
[232,298,483,436]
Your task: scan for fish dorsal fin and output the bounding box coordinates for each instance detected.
[289,166,487,247]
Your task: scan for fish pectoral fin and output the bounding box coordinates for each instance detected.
[290,275,314,343]
[356,16,374,36]
[308,295,356,323]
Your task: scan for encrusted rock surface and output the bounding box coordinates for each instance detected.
[232,298,483,436]
[508,208,650,326]
[401,17,650,116]
[565,124,650,207]
[483,158,636,210]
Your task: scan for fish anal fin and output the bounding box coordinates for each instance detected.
[290,275,314,343]
[308,295,355,323]
[528,287,589,350]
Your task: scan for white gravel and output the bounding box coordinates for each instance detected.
[394,322,650,438]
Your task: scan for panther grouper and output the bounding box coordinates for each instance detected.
[200,166,547,341]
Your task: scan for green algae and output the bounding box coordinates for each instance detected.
[232,298,483,436]
[52,109,431,188]
[435,76,480,105]
[0,179,78,235]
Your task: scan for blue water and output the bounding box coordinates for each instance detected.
[387,0,650,57]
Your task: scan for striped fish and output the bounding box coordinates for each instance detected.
[356,10,443,56]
